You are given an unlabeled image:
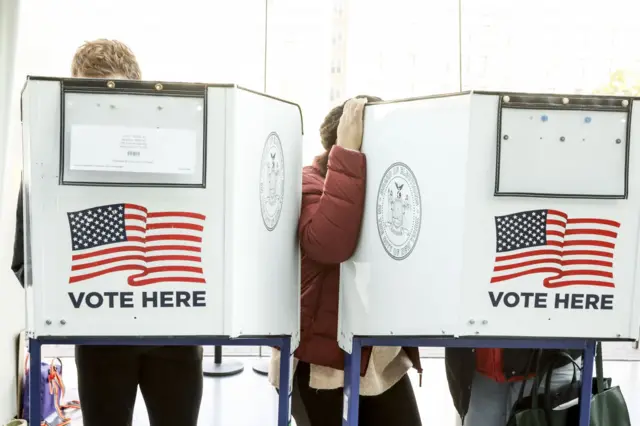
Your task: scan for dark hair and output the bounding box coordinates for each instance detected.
[315,95,382,176]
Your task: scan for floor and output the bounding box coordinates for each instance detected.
[45,357,640,426]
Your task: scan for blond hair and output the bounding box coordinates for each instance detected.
[71,39,141,80]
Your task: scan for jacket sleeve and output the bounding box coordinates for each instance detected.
[298,145,366,264]
[11,182,25,287]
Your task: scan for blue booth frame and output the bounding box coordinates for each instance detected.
[28,336,292,426]
[342,336,598,426]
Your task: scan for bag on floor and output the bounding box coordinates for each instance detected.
[4,420,27,426]
[21,356,80,425]
[507,344,631,426]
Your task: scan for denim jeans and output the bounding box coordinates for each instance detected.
[465,359,581,426]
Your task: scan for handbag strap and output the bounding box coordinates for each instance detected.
[540,350,580,401]
[546,351,582,372]
[515,349,542,409]
[544,352,579,389]
[529,349,553,410]
[541,351,579,414]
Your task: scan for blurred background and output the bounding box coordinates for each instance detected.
[2,0,640,423]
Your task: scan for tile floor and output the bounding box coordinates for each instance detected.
[43,357,640,426]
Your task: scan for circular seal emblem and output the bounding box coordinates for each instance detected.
[259,132,285,231]
[376,162,421,260]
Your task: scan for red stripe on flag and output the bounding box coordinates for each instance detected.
[566,218,621,227]
[70,264,145,283]
[562,240,615,249]
[562,250,613,258]
[148,211,207,220]
[547,209,568,218]
[146,223,204,231]
[547,219,566,227]
[493,258,561,272]
[71,254,202,271]
[491,267,561,283]
[495,249,562,262]
[127,235,202,243]
[71,244,201,261]
[564,229,618,238]
[128,276,207,286]
[543,280,615,288]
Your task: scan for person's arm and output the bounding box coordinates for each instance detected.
[11,182,25,287]
[298,145,366,264]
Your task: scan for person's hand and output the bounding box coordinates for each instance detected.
[336,97,368,151]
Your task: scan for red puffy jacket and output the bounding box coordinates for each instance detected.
[293,146,422,376]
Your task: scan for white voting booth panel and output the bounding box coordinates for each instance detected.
[339,92,640,349]
[22,77,302,341]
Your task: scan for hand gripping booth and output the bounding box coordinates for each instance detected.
[338,92,640,425]
[21,77,302,425]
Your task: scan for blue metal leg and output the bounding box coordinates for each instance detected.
[277,337,292,426]
[28,338,41,426]
[578,340,596,426]
[342,337,362,426]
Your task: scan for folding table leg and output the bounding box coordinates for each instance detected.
[578,340,596,426]
[277,337,292,426]
[28,338,42,426]
[342,337,362,426]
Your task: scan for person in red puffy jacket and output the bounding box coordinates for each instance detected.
[269,96,422,426]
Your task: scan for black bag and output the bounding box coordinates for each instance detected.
[507,344,631,426]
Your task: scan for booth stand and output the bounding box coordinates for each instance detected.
[338,92,640,425]
[22,77,302,426]
[253,357,270,376]
[203,346,245,377]
[252,346,270,376]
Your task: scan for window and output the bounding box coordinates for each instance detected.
[329,87,342,102]
[343,0,459,99]
[461,0,640,95]
[14,0,266,89]
[332,60,342,74]
[267,0,333,165]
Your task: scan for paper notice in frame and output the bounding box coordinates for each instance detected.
[69,125,198,174]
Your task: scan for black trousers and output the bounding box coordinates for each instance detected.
[292,362,422,426]
[75,345,203,426]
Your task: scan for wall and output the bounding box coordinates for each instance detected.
[0,0,25,421]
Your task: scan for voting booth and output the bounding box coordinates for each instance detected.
[338,91,640,350]
[21,77,302,342]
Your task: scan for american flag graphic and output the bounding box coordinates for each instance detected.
[67,203,206,286]
[491,209,620,288]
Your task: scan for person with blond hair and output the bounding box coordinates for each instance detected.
[12,39,203,426]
